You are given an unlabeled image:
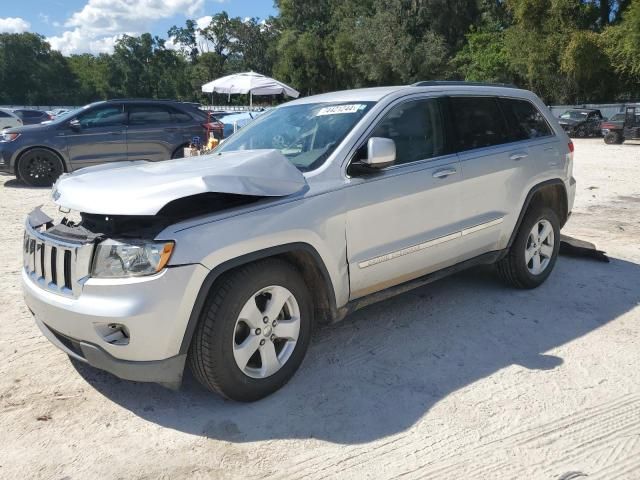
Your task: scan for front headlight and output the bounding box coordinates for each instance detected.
[91,239,174,278]
[0,132,20,142]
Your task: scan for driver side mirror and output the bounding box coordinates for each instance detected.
[68,119,81,131]
[363,137,396,168]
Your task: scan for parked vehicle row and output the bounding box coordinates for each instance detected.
[22,82,575,401]
[0,99,223,186]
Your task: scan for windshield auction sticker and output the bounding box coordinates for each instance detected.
[316,104,366,116]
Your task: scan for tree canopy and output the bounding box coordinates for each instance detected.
[0,0,638,106]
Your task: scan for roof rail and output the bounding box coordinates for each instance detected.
[106,98,200,104]
[411,81,519,89]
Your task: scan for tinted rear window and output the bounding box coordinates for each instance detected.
[499,98,553,140]
[0,111,10,118]
[129,105,172,125]
[171,108,193,123]
[450,97,510,151]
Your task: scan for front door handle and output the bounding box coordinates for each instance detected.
[164,127,178,132]
[433,167,457,179]
[509,152,529,161]
[108,131,123,136]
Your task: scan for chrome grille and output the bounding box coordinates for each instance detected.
[23,224,95,297]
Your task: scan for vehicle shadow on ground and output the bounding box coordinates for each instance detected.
[73,254,640,445]
[2,178,48,189]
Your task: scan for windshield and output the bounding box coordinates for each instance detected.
[560,110,588,120]
[216,102,374,171]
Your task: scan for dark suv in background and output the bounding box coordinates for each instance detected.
[557,108,603,137]
[0,99,221,186]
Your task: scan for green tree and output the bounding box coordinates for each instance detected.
[604,0,640,78]
[0,33,77,105]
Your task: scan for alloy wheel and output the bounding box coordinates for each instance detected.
[525,219,555,275]
[232,285,301,379]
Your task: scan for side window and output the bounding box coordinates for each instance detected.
[370,98,445,165]
[171,108,193,123]
[128,105,172,125]
[500,98,553,140]
[76,106,125,128]
[450,96,510,151]
[0,111,9,118]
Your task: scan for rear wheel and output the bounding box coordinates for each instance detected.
[576,126,587,138]
[171,145,187,159]
[17,148,64,187]
[497,206,560,289]
[189,259,313,401]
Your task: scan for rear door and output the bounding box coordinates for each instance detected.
[125,104,193,161]
[450,96,528,257]
[65,104,127,168]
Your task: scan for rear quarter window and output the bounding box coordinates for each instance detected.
[171,108,193,123]
[499,98,553,140]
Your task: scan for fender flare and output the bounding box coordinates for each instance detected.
[506,178,568,249]
[178,242,337,354]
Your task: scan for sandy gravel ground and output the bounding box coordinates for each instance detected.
[1,138,639,479]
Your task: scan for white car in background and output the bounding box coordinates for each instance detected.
[0,108,23,130]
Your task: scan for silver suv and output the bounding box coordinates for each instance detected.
[22,82,576,401]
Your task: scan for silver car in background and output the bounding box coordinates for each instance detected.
[22,82,575,401]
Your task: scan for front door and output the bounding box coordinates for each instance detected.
[345,97,463,299]
[65,104,127,168]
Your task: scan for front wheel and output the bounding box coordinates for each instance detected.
[189,259,313,401]
[17,148,64,187]
[497,206,561,289]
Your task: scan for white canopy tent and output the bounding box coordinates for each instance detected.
[201,71,300,108]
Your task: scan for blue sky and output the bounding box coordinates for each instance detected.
[0,0,277,55]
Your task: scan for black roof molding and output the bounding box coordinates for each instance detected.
[412,81,519,89]
[106,98,200,105]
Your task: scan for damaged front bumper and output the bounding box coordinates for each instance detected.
[22,209,210,387]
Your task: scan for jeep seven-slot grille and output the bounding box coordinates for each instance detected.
[23,227,94,297]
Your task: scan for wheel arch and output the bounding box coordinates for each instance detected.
[178,242,338,355]
[171,143,190,159]
[507,179,568,249]
[15,145,68,176]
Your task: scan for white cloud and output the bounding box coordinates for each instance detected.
[47,0,205,55]
[0,17,31,33]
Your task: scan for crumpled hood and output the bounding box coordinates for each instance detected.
[52,149,308,215]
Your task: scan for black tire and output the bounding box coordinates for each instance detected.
[171,145,187,159]
[17,148,64,187]
[496,206,561,289]
[576,127,587,138]
[604,132,622,145]
[189,258,313,402]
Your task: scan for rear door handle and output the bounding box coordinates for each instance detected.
[108,131,123,136]
[509,152,529,161]
[164,127,178,132]
[433,167,457,179]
